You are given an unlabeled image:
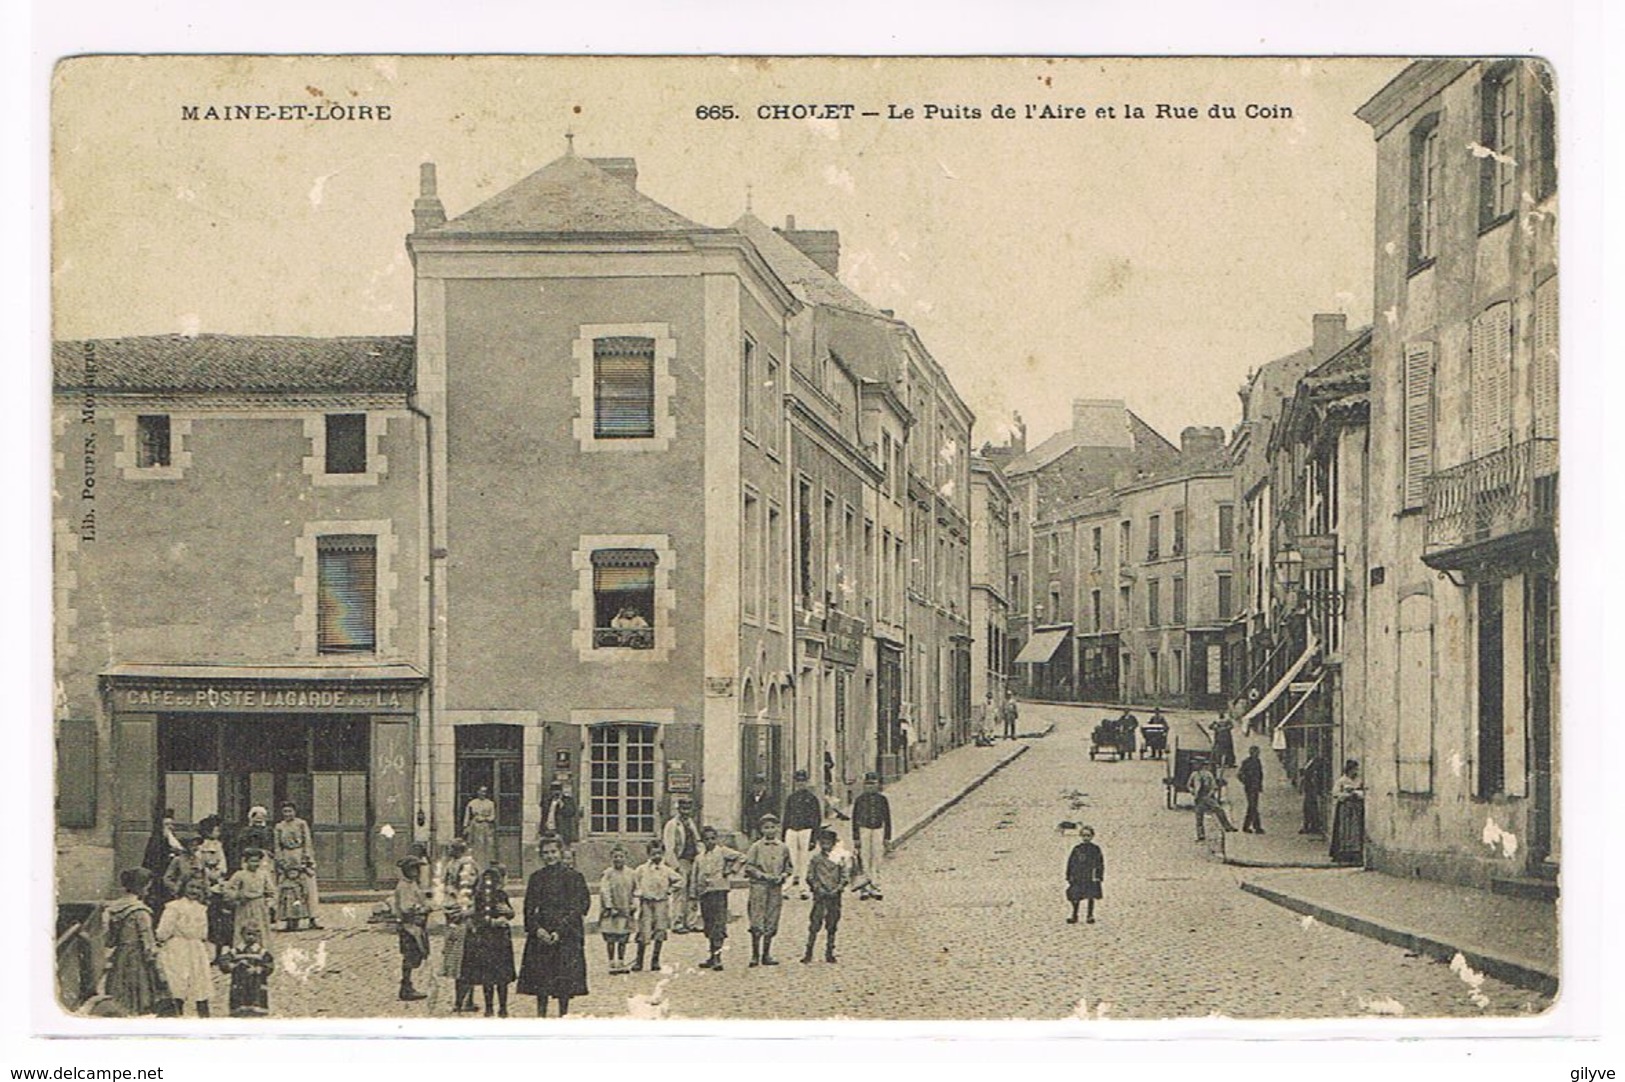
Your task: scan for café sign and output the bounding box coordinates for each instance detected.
[111,682,416,714]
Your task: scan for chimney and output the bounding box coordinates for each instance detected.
[1181,425,1226,459]
[1013,412,1027,454]
[587,157,638,188]
[1312,312,1349,364]
[1071,399,1132,448]
[413,162,446,233]
[1237,379,1254,422]
[775,217,841,276]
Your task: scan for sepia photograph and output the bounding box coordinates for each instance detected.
[47,53,1565,1026]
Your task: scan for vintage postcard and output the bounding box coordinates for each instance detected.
[49,55,1562,1025]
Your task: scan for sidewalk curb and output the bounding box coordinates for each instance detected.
[1239,879,1558,995]
[890,742,1031,854]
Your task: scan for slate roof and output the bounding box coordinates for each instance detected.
[1005,410,1176,476]
[733,213,883,318]
[432,154,708,235]
[52,334,415,393]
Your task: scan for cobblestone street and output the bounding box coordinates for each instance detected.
[245,703,1551,1022]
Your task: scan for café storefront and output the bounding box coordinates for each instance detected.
[102,664,425,888]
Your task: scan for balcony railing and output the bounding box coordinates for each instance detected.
[1424,438,1558,569]
[594,627,655,650]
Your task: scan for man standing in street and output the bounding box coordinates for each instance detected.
[1189,759,1236,842]
[1003,697,1020,740]
[849,772,892,901]
[782,769,823,900]
[1239,745,1265,834]
[660,797,702,933]
[743,774,774,840]
[1299,752,1330,836]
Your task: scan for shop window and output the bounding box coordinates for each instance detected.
[136,415,171,468]
[324,414,368,474]
[592,548,657,649]
[311,717,370,772]
[317,535,378,654]
[588,724,658,835]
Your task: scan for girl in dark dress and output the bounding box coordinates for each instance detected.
[461,867,518,1017]
[516,834,590,1017]
[1064,826,1105,924]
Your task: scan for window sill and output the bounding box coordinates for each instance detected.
[1406,257,1437,280]
[1478,211,1515,238]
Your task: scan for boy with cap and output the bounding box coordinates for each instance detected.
[742,812,791,966]
[849,772,892,901]
[781,769,823,899]
[800,828,847,964]
[391,855,431,1001]
[692,825,744,971]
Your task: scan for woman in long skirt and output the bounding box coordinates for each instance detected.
[516,834,589,1017]
[224,848,277,949]
[156,877,214,1017]
[461,867,517,1017]
[1329,759,1366,865]
[104,868,165,1016]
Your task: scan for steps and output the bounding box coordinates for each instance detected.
[1490,874,1559,903]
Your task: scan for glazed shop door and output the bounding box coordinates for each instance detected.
[455,725,524,875]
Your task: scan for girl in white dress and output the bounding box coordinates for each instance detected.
[156,877,216,1016]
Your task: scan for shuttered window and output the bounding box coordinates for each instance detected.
[1172,576,1186,625]
[1533,276,1559,440]
[1403,342,1435,510]
[1470,303,1513,461]
[593,337,656,439]
[1397,594,1434,793]
[57,718,97,828]
[325,413,368,474]
[317,535,377,653]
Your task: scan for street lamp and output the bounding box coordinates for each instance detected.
[1274,544,1344,621]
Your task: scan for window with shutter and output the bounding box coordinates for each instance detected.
[1403,342,1435,510]
[1471,304,1513,461]
[593,337,657,439]
[1397,594,1435,793]
[317,535,377,653]
[57,718,97,828]
[1533,277,1559,441]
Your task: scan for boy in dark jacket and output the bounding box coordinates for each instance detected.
[1064,826,1105,924]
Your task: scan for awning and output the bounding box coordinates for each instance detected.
[1015,628,1070,665]
[101,662,426,683]
[1240,632,1318,726]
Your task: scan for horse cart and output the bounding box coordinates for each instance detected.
[1089,717,1136,761]
[1163,741,1213,809]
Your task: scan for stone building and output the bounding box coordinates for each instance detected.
[1354,60,1558,891]
[969,452,1012,725]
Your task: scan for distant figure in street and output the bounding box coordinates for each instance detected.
[1189,760,1237,841]
[1299,753,1331,836]
[391,855,431,1002]
[743,813,791,967]
[1064,825,1105,924]
[823,749,836,795]
[630,840,684,973]
[597,845,637,974]
[782,770,823,899]
[1329,759,1366,865]
[517,833,590,1017]
[1210,714,1237,770]
[1003,697,1020,740]
[220,925,272,1017]
[462,867,517,1017]
[463,785,497,870]
[1117,710,1139,759]
[743,773,774,840]
[800,828,848,965]
[693,825,744,971]
[1141,708,1169,760]
[899,718,916,770]
[104,868,163,1017]
[1239,745,1266,834]
[850,772,892,900]
[542,784,580,846]
[660,797,702,932]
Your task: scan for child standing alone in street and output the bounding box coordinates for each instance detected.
[1065,826,1105,924]
[801,828,848,964]
[597,845,637,974]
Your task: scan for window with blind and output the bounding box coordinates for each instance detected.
[1470,304,1513,461]
[1408,114,1442,269]
[593,337,657,439]
[325,413,368,474]
[1403,342,1436,510]
[592,548,657,649]
[317,535,377,653]
[588,724,658,835]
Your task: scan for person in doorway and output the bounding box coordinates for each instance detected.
[1064,825,1105,924]
[273,802,320,931]
[1329,759,1366,865]
[391,855,431,1002]
[692,825,744,971]
[156,875,214,1017]
[742,813,791,967]
[1299,752,1330,836]
[219,925,272,1017]
[743,774,774,840]
[462,867,517,1017]
[781,770,823,899]
[1239,746,1266,833]
[517,834,590,1017]
[850,772,892,901]
[236,806,274,868]
[1189,759,1237,842]
[463,786,497,871]
[660,797,702,933]
[1210,713,1237,771]
[541,784,580,846]
[223,847,276,950]
[597,845,637,974]
[104,868,164,1016]
[630,839,684,973]
[800,828,848,965]
[441,838,480,1012]
[1003,697,1020,740]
